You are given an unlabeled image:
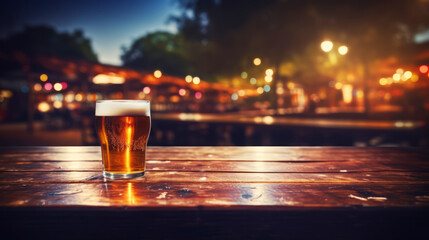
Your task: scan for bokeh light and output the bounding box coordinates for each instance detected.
[33,83,42,92]
[44,83,53,91]
[231,93,238,101]
[143,86,151,94]
[40,74,48,82]
[257,87,264,94]
[185,75,193,83]
[241,72,248,79]
[195,92,202,99]
[154,70,162,78]
[338,45,348,55]
[265,69,274,76]
[193,77,200,84]
[53,101,63,109]
[321,40,333,52]
[253,58,261,66]
[178,88,186,96]
[37,102,50,112]
[419,65,428,74]
[264,85,271,92]
[250,78,257,84]
[53,83,62,91]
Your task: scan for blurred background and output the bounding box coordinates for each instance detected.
[0,0,428,146]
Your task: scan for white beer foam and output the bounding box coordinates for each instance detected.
[96,100,150,116]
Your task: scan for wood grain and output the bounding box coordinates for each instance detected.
[0,146,428,239]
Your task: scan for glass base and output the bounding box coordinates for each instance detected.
[103,171,145,179]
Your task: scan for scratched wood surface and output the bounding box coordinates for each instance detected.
[0,146,428,239]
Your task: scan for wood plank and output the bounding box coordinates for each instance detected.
[1,146,427,162]
[0,171,428,183]
[0,182,428,208]
[1,159,428,173]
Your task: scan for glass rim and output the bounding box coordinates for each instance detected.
[96,99,150,103]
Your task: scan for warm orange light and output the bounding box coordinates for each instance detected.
[342,84,353,103]
[170,95,180,103]
[40,74,48,82]
[256,87,264,94]
[253,58,261,66]
[75,93,84,102]
[321,40,333,52]
[193,77,200,84]
[143,86,151,94]
[379,78,387,86]
[185,75,192,83]
[53,101,63,109]
[334,82,343,90]
[33,83,42,92]
[419,65,428,74]
[265,69,274,76]
[37,102,50,112]
[53,83,62,91]
[338,45,348,55]
[154,70,162,78]
[392,73,401,82]
[265,75,273,83]
[93,73,125,84]
[238,90,245,96]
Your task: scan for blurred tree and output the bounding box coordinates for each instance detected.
[0,25,98,62]
[172,0,429,110]
[121,31,196,76]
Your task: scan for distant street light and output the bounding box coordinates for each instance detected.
[338,45,348,55]
[321,40,333,52]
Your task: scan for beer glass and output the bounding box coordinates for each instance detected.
[95,100,151,179]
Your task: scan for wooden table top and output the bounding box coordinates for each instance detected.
[1,146,428,239]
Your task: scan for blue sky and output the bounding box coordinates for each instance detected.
[0,0,181,65]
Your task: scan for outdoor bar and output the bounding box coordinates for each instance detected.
[1,0,428,239]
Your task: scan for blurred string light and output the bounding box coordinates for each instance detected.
[257,87,264,94]
[154,70,162,78]
[40,74,48,82]
[253,58,261,66]
[185,75,193,83]
[403,71,412,80]
[265,75,273,83]
[53,83,62,91]
[65,93,74,102]
[396,68,404,75]
[250,78,257,84]
[178,88,186,96]
[44,83,52,91]
[37,102,50,112]
[61,82,68,90]
[53,101,63,109]
[231,93,238,101]
[193,77,200,84]
[334,82,343,90]
[392,73,401,82]
[143,86,151,94]
[241,72,248,79]
[238,90,245,96]
[419,65,428,74]
[338,45,348,55]
[75,93,84,102]
[93,73,125,84]
[264,85,271,92]
[265,69,274,76]
[321,40,333,52]
[33,83,42,92]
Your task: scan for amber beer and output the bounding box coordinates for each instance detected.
[95,100,151,178]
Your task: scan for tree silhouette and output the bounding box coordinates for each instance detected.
[1,25,98,62]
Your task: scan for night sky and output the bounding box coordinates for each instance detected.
[0,0,180,65]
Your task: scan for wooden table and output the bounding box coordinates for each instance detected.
[0,146,428,239]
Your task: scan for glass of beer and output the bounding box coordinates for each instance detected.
[95,100,151,179]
